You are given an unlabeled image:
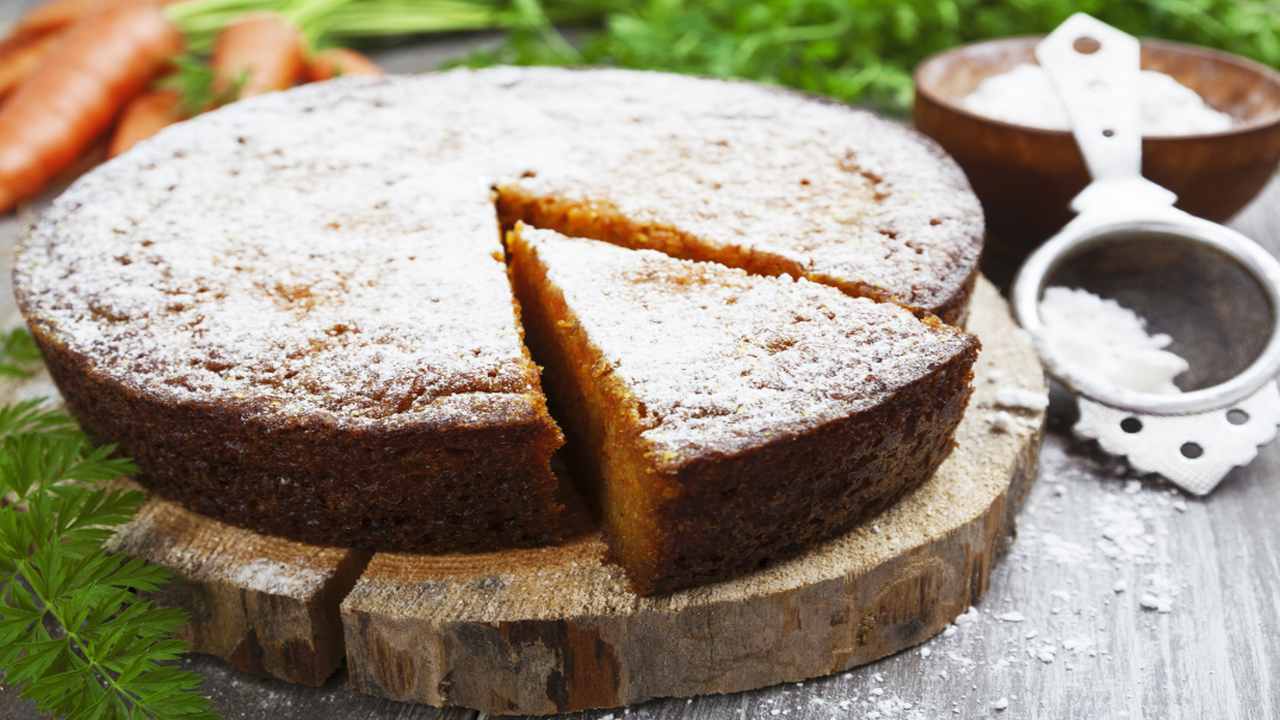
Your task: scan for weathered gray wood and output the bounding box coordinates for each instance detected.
[3,9,1280,715]
[179,656,476,720]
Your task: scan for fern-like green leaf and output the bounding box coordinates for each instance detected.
[465,0,1280,113]
[0,328,41,379]
[0,328,216,719]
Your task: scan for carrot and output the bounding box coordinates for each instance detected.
[3,0,165,44]
[212,13,305,99]
[0,0,174,98]
[0,5,181,212]
[108,88,182,157]
[306,47,381,82]
[6,0,99,42]
[0,32,63,99]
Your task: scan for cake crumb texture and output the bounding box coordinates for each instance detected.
[509,225,979,594]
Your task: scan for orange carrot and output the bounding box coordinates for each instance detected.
[3,0,164,44]
[6,0,99,41]
[108,88,182,157]
[306,47,382,82]
[0,32,63,99]
[0,0,171,98]
[0,5,181,212]
[212,13,305,99]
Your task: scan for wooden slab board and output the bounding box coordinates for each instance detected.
[3,276,1043,710]
[339,277,1047,715]
[106,499,370,686]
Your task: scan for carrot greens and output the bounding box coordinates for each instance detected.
[462,0,1280,113]
[0,328,215,720]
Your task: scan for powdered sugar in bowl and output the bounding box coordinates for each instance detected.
[914,35,1280,280]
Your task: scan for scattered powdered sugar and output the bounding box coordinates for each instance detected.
[986,410,1019,434]
[1136,571,1178,614]
[1038,532,1092,564]
[954,606,981,626]
[994,386,1051,412]
[963,64,1234,135]
[983,367,1048,435]
[874,444,1193,714]
[230,558,326,596]
[1029,643,1058,663]
[1139,592,1173,613]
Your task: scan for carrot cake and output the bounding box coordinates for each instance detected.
[14,67,984,563]
[508,224,979,594]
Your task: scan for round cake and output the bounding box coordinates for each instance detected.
[14,68,984,565]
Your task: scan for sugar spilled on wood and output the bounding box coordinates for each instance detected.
[742,287,1197,718]
[985,359,1050,434]
[230,558,327,596]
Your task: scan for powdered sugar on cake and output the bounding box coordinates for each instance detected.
[17,126,540,425]
[518,226,976,466]
[492,69,982,311]
[15,69,981,426]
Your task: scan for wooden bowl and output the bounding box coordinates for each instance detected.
[914,36,1280,276]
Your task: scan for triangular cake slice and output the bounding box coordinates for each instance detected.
[508,223,980,595]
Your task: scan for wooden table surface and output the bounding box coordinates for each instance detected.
[3,12,1279,720]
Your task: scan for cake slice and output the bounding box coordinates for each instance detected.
[508,224,980,595]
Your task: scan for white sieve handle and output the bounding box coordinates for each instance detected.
[1035,15,1178,211]
[1036,14,1143,181]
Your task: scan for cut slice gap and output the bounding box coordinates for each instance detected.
[495,187,973,326]
[507,223,980,595]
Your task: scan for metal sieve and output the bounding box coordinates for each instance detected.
[1010,14,1280,494]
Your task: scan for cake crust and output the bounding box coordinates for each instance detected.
[35,320,566,550]
[16,161,567,552]
[508,225,978,594]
